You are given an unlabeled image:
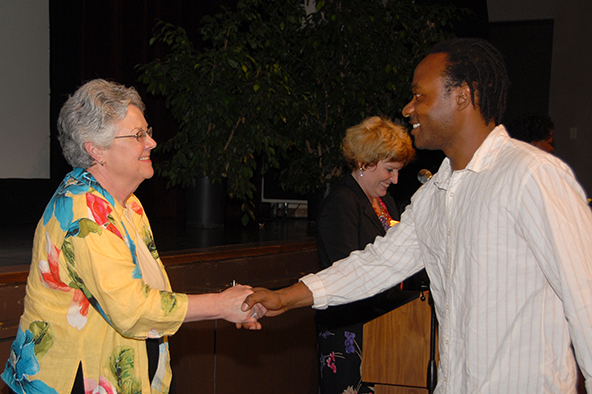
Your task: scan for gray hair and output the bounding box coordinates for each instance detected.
[57,79,145,169]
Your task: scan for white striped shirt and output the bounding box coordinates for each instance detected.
[302,125,592,394]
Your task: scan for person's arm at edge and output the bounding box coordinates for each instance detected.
[518,162,592,388]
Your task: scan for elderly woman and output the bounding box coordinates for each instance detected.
[315,116,426,394]
[1,79,260,394]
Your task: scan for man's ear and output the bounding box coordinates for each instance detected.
[85,141,104,164]
[456,83,472,111]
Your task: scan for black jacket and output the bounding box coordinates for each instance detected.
[315,174,426,328]
[317,173,398,269]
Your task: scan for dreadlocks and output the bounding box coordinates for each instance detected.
[428,38,509,126]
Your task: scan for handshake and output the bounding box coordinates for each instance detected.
[222,282,314,330]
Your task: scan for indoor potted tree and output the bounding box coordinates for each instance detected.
[137,0,307,225]
[277,0,462,202]
[137,0,463,225]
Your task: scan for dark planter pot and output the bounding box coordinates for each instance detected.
[186,176,227,228]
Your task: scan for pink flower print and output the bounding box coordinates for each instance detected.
[130,201,143,216]
[84,376,117,394]
[67,289,90,330]
[38,233,70,291]
[38,234,89,329]
[342,386,358,394]
[326,352,337,374]
[86,193,122,238]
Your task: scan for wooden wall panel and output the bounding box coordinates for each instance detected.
[0,238,321,393]
[215,308,318,394]
[362,294,437,392]
[169,320,217,393]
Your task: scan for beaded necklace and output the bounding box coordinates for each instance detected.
[373,197,399,231]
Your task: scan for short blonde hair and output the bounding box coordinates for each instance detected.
[343,116,415,170]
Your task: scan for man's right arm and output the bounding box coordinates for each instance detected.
[241,281,314,318]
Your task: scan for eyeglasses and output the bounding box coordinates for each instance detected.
[114,127,153,143]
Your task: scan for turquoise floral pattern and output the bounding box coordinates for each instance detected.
[63,220,111,327]
[120,224,142,280]
[38,231,92,330]
[2,169,183,392]
[1,324,58,394]
[129,201,160,261]
[43,176,88,231]
[38,169,145,332]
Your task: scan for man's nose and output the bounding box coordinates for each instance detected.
[402,101,413,118]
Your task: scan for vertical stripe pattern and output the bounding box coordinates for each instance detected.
[301,125,592,394]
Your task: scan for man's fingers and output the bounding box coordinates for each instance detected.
[241,290,266,310]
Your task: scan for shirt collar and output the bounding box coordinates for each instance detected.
[432,124,509,190]
[70,167,124,215]
[465,124,508,173]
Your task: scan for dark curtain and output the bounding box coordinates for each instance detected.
[49,0,238,219]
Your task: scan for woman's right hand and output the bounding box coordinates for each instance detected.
[184,285,262,330]
[217,285,261,325]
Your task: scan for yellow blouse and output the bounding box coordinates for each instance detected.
[2,168,188,394]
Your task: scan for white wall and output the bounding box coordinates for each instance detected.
[0,1,50,179]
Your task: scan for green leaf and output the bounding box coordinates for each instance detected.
[136,0,462,224]
[77,218,102,238]
[160,292,181,316]
[29,321,55,360]
[109,347,142,394]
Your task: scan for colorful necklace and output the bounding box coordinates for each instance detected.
[373,197,399,231]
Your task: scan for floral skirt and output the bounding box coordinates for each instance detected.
[317,322,374,394]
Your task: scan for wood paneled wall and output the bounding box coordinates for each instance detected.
[0,238,321,393]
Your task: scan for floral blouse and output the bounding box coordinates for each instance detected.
[2,168,188,394]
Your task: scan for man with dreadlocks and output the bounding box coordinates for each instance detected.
[241,38,592,394]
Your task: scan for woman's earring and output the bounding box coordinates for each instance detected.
[359,167,363,177]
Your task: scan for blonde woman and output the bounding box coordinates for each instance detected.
[315,116,420,394]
